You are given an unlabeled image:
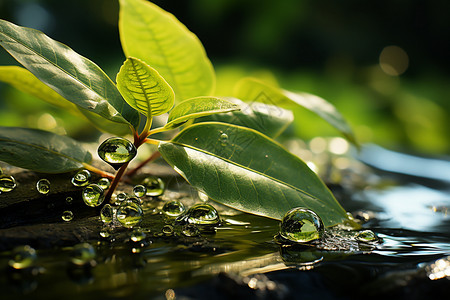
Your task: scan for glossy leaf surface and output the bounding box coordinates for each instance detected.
[165,97,240,130]
[0,19,139,129]
[159,122,349,227]
[117,57,174,118]
[234,78,356,144]
[0,127,92,173]
[119,0,215,101]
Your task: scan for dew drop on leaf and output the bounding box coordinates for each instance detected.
[36,179,50,195]
[71,169,91,187]
[62,210,74,222]
[220,132,228,146]
[356,229,378,242]
[97,137,137,170]
[97,178,111,190]
[116,200,143,228]
[100,204,115,224]
[141,176,165,197]
[133,184,147,198]
[70,243,96,266]
[162,200,185,217]
[8,245,37,269]
[82,184,105,207]
[279,207,324,243]
[0,175,17,192]
[176,203,220,226]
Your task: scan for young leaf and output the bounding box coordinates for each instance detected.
[195,98,294,138]
[0,19,139,129]
[0,126,92,173]
[119,0,215,101]
[234,78,357,144]
[159,122,350,227]
[164,97,240,130]
[116,57,174,118]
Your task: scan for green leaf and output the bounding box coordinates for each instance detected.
[234,78,357,144]
[77,108,133,136]
[195,98,294,138]
[116,57,174,118]
[119,0,215,101]
[158,122,349,227]
[165,97,240,130]
[0,19,139,129]
[0,126,92,173]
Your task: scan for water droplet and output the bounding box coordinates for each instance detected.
[0,175,16,192]
[176,203,220,226]
[220,132,228,146]
[100,204,115,224]
[8,245,37,269]
[280,207,324,243]
[115,192,128,203]
[133,184,147,198]
[99,226,113,239]
[116,200,143,228]
[71,169,91,187]
[97,178,111,190]
[128,197,143,205]
[181,224,200,237]
[142,176,165,197]
[355,230,378,243]
[98,137,137,170]
[36,179,50,194]
[162,225,174,236]
[198,191,209,202]
[62,210,74,221]
[82,184,104,207]
[130,228,146,242]
[162,200,185,217]
[70,243,96,266]
[65,197,74,205]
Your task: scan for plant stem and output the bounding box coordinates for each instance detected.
[105,161,130,204]
[82,163,115,179]
[126,151,161,177]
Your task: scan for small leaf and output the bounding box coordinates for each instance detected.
[159,122,350,227]
[119,0,215,101]
[0,19,139,129]
[116,57,174,118]
[234,78,357,144]
[0,126,92,173]
[195,98,294,138]
[165,97,240,130]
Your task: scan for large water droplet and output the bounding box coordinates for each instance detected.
[279,207,324,243]
[162,200,185,217]
[176,203,220,226]
[133,184,147,198]
[8,245,37,269]
[219,132,228,146]
[62,210,74,222]
[36,179,50,194]
[116,200,143,228]
[98,137,137,170]
[97,178,111,190]
[70,243,96,266]
[82,184,104,207]
[71,169,91,187]
[141,176,165,197]
[100,204,115,224]
[0,175,16,192]
[355,229,378,243]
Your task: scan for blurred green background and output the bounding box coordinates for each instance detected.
[0,0,449,155]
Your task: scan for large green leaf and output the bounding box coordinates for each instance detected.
[0,19,139,129]
[234,78,357,144]
[195,98,294,138]
[119,0,215,101]
[0,126,92,173]
[158,122,349,227]
[164,97,240,130]
[116,57,174,118]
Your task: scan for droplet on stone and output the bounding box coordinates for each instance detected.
[142,176,165,197]
[62,210,74,222]
[176,203,220,226]
[71,169,91,187]
[162,225,174,236]
[219,132,228,146]
[97,137,137,170]
[82,184,104,207]
[133,184,147,198]
[70,243,96,266]
[8,245,37,269]
[97,178,111,190]
[100,204,114,224]
[130,228,146,242]
[162,200,185,217]
[355,230,378,243]
[0,175,17,192]
[279,207,324,243]
[36,179,50,195]
[65,197,74,205]
[116,200,143,228]
[181,224,200,237]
